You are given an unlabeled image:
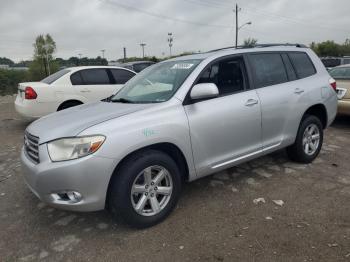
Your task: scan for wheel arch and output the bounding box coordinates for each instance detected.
[105,142,190,208]
[302,103,328,129]
[57,99,84,111]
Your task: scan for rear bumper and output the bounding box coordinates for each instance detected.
[324,92,338,126]
[14,95,57,118]
[337,99,350,115]
[21,145,119,212]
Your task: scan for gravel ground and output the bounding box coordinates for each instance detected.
[0,95,349,261]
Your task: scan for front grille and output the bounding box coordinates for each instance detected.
[24,132,40,164]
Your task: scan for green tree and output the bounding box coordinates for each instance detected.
[341,39,350,56]
[0,69,29,95]
[0,57,14,66]
[30,34,57,79]
[243,38,258,47]
[313,40,341,57]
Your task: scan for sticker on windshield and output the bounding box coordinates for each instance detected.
[171,63,194,70]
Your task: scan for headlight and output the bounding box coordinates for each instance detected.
[47,135,105,162]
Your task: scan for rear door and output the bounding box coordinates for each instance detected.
[71,68,114,101]
[184,55,262,175]
[247,52,315,148]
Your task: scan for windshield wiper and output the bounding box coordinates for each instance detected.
[111,98,134,103]
[101,95,113,102]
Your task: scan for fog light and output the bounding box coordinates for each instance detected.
[51,191,82,204]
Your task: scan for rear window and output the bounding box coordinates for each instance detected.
[41,69,70,84]
[288,52,316,78]
[249,53,288,88]
[110,69,135,84]
[79,69,110,85]
[70,72,83,85]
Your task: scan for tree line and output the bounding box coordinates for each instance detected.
[310,39,350,57]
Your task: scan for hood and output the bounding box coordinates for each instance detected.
[27,102,154,143]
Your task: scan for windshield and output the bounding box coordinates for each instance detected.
[111,59,202,103]
[329,67,350,80]
[41,69,70,84]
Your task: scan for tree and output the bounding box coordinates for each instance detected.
[0,57,14,66]
[312,40,341,57]
[31,34,57,77]
[243,38,258,47]
[341,39,350,56]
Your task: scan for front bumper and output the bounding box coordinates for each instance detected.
[21,145,118,212]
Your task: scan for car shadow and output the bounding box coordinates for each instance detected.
[331,115,350,129]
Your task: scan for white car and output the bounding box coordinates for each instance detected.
[15,66,136,118]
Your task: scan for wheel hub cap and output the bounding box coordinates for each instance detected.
[130,165,173,217]
[302,123,320,156]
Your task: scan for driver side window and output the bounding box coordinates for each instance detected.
[197,56,247,96]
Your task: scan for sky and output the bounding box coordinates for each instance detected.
[0,0,349,62]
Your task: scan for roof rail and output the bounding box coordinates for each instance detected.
[207,43,307,53]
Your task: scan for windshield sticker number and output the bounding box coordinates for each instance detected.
[171,63,194,70]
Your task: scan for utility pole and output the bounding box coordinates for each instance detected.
[101,49,105,59]
[78,53,82,66]
[140,43,146,58]
[167,33,173,57]
[234,4,252,48]
[123,47,126,61]
[234,4,240,48]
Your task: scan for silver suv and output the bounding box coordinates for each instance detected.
[21,44,337,228]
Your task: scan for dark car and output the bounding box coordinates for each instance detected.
[121,61,155,73]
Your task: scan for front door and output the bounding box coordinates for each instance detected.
[184,56,262,176]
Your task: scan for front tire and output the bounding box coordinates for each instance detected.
[108,150,182,228]
[287,115,323,163]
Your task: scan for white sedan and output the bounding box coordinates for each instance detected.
[15,66,136,118]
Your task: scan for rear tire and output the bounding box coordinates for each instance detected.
[108,150,182,228]
[286,115,323,163]
[57,101,82,111]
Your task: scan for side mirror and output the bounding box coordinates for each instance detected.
[190,83,219,100]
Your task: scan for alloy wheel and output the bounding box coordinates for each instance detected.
[302,123,320,155]
[130,165,173,216]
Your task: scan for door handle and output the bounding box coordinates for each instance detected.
[245,99,258,106]
[294,88,304,94]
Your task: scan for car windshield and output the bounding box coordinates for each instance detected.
[329,67,350,80]
[111,59,202,103]
[41,69,70,84]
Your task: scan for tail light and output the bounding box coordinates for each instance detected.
[329,78,337,91]
[25,86,37,99]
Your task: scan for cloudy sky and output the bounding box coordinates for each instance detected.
[0,0,349,62]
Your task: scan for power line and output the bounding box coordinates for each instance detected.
[101,0,233,28]
[182,0,349,33]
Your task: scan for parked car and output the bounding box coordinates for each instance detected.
[21,44,337,228]
[122,61,155,73]
[321,56,350,70]
[329,64,350,115]
[15,66,136,118]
